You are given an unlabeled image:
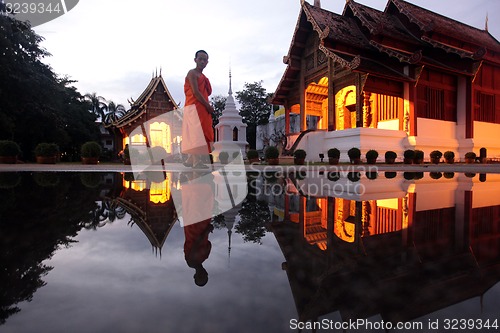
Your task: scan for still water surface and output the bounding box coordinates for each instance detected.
[1,171,500,333]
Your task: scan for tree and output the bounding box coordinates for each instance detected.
[210,94,226,127]
[104,101,126,125]
[0,10,99,160]
[235,81,273,148]
[84,92,108,122]
[236,197,270,244]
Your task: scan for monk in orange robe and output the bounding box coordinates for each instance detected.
[182,50,214,168]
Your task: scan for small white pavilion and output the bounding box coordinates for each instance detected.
[213,70,248,161]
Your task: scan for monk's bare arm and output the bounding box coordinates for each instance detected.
[187,70,214,114]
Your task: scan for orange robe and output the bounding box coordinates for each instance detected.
[184,73,214,152]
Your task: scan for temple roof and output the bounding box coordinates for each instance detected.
[272,0,500,105]
[108,75,178,128]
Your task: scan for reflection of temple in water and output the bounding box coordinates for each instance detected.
[110,173,178,254]
[267,172,500,323]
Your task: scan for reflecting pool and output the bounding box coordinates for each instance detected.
[1,171,500,332]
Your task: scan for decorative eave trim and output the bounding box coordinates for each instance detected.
[390,0,431,32]
[113,109,147,128]
[347,0,379,34]
[421,36,478,59]
[158,76,179,108]
[318,43,360,70]
[132,77,158,108]
[302,1,324,37]
[369,40,422,64]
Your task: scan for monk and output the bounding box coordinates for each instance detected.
[182,50,215,169]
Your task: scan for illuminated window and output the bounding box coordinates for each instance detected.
[150,122,172,153]
[150,179,171,204]
[131,134,146,145]
[131,180,146,191]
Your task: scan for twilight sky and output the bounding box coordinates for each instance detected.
[32,0,500,109]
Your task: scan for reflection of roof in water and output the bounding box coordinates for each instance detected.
[271,219,500,324]
[115,194,177,255]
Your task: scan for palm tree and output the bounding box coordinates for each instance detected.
[104,101,127,125]
[84,92,108,122]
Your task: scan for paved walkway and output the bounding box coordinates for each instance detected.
[1,162,500,173]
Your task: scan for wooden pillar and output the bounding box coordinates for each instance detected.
[408,83,417,136]
[299,196,306,238]
[285,106,291,135]
[466,78,474,138]
[327,197,335,263]
[300,60,307,132]
[328,58,335,131]
[406,192,416,246]
[363,92,372,128]
[355,73,363,128]
[463,190,473,246]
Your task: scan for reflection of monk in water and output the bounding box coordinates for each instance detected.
[181,171,214,286]
[184,219,213,286]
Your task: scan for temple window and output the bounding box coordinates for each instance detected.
[150,122,172,153]
[305,77,328,130]
[335,86,357,130]
[131,134,147,145]
[475,92,497,123]
[376,94,400,121]
[416,69,457,121]
[150,179,171,204]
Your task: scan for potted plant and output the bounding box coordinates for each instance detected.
[403,149,415,164]
[365,149,378,164]
[34,143,59,164]
[246,149,260,164]
[327,172,341,182]
[33,172,60,187]
[327,148,340,165]
[347,147,361,165]
[464,152,476,164]
[293,149,307,165]
[413,150,424,164]
[443,151,455,164]
[219,151,229,164]
[347,171,361,182]
[0,172,21,189]
[384,151,397,164]
[264,146,279,165]
[429,150,442,164]
[443,172,455,179]
[429,172,443,180]
[385,172,397,179]
[81,141,102,164]
[0,140,21,164]
[80,172,101,188]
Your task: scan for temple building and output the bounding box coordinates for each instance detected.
[117,172,178,255]
[266,172,500,322]
[272,0,500,162]
[106,74,179,156]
